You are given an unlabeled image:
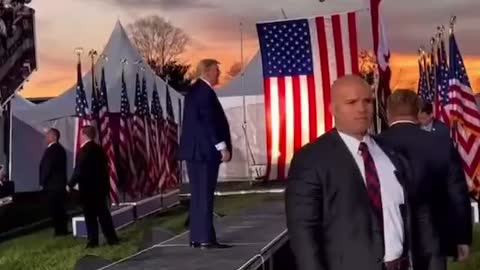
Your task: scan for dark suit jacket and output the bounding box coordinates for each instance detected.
[286,129,412,270]
[429,119,450,138]
[177,79,231,162]
[39,142,67,192]
[68,141,109,201]
[378,122,472,256]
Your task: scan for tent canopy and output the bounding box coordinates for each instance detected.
[15,20,183,124]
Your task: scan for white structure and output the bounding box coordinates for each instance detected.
[11,21,184,192]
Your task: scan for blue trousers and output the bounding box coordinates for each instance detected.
[187,161,220,243]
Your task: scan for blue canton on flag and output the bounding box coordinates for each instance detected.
[257,19,314,77]
[75,62,89,118]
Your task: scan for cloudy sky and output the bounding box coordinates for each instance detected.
[20,0,480,97]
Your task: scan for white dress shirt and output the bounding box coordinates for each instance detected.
[199,77,226,151]
[338,132,405,262]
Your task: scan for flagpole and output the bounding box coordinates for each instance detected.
[239,20,249,182]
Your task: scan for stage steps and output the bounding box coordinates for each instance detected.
[98,196,287,270]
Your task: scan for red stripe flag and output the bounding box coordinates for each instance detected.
[98,66,120,204]
[257,11,360,180]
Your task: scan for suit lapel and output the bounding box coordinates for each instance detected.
[330,130,371,205]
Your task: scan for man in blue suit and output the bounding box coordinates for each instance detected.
[178,59,232,249]
[418,102,450,138]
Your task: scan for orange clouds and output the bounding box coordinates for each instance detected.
[390,53,480,92]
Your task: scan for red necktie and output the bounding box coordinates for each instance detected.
[359,142,384,230]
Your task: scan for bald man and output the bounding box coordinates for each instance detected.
[286,75,412,270]
[178,59,232,249]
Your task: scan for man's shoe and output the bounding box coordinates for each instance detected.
[199,242,233,249]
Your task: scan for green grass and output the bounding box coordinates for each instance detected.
[448,225,480,270]
[0,193,478,270]
[0,194,281,270]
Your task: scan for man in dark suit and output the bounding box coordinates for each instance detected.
[68,125,119,248]
[39,128,68,236]
[286,75,411,270]
[418,102,450,137]
[378,90,472,270]
[178,59,232,249]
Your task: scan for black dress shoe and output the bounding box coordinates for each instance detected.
[107,238,120,246]
[199,242,233,249]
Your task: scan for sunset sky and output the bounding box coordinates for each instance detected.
[20,0,480,98]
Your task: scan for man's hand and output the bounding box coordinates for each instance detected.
[66,185,71,193]
[457,244,470,262]
[220,149,231,162]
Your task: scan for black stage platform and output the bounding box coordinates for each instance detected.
[99,198,287,270]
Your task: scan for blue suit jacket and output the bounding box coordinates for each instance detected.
[178,79,231,162]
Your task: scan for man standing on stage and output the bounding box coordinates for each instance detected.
[286,75,410,270]
[68,125,119,248]
[178,59,232,249]
[39,128,68,236]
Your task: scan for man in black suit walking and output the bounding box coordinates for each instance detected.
[418,102,450,137]
[39,128,68,236]
[286,75,411,270]
[178,59,232,249]
[378,90,472,270]
[68,125,119,248]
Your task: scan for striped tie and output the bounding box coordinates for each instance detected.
[359,142,384,231]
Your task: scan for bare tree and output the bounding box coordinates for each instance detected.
[223,61,242,82]
[128,15,190,71]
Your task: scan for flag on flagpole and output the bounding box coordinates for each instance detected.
[370,0,391,134]
[164,85,179,188]
[118,68,137,199]
[132,71,148,196]
[98,66,120,204]
[445,32,480,198]
[74,60,90,166]
[145,83,163,195]
[256,10,361,180]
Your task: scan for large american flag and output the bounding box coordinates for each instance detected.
[74,60,90,165]
[256,11,360,180]
[445,33,480,198]
[118,68,137,199]
[98,66,120,204]
[132,71,148,196]
[164,86,179,188]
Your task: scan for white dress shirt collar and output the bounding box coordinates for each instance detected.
[47,142,56,148]
[337,131,374,155]
[390,120,417,126]
[81,140,91,148]
[200,77,212,87]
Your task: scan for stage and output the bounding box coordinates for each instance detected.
[99,198,288,270]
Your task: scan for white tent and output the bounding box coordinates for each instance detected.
[216,52,266,181]
[11,21,184,192]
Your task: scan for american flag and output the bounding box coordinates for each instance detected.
[133,71,148,196]
[90,74,100,137]
[98,66,120,204]
[445,32,480,198]
[145,84,164,195]
[418,57,434,104]
[118,68,137,199]
[164,86,179,188]
[256,11,360,180]
[74,60,90,165]
[435,38,449,123]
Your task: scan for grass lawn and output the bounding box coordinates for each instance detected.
[449,224,480,270]
[0,194,281,270]
[0,192,478,270]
